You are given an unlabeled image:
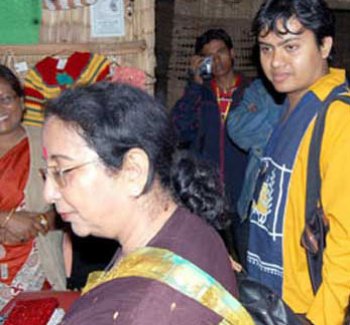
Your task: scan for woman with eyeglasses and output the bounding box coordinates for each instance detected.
[42,82,253,324]
[0,64,66,309]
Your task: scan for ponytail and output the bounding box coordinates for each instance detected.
[170,151,229,230]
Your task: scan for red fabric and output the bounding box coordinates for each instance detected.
[4,297,58,325]
[0,138,29,210]
[0,241,34,285]
[211,75,242,121]
[110,66,147,90]
[42,280,52,290]
[0,138,32,284]
[31,52,108,86]
[24,87,45,108]
[0,137,55,305]
[1,291,80,315]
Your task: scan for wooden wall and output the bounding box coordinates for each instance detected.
[0,0,156,93]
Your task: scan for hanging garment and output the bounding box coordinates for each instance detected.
[110,66,147,90]
[23,51,110,126]
[43,0,97,10]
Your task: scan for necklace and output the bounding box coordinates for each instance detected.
[214,78,239,121]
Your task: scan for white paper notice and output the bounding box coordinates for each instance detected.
[90,0,125,37]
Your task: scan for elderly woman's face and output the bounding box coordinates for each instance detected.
[42,116,130,239]
[0,78,22,135]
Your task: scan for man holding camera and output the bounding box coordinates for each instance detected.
[172,29,250,253]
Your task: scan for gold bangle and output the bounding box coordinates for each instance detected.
[1,209,15,229]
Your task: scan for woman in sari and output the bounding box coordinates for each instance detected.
[0,65,65,309]
[42,82,253,324]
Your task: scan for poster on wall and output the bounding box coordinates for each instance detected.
[90,0,125,37]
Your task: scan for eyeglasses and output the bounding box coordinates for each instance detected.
[0,94,18,106]
[39,159,98,188]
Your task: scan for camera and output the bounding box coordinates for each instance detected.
[198,56,213,79]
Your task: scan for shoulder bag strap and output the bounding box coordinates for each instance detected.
[304,93,350,293]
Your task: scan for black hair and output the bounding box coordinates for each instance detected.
[252,0,335,61]
[0,64,24,98]
[45,82,228,229]
[194,28,233,55]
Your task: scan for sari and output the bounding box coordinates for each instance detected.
[0,138,47,309]
[62,208,253,324]
[83,247,254,324]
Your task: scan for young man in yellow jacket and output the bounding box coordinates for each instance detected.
[247,0,350,324]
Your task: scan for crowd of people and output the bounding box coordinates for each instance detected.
[1,0,350,324]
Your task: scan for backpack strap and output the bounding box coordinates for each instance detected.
[303,93,350,294]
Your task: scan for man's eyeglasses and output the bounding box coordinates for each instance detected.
[0,94,18,106]
[39,160,98,188]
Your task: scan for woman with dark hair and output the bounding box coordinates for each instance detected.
[0,64,66,309]
[42,82,253,324]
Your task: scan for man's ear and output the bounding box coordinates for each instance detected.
[122,148,149,198]
[321,36,333,59]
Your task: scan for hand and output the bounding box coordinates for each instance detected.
[0,228,23,245]
[229,255,243,273]
[4,211,49,244]
[190,55,205,85]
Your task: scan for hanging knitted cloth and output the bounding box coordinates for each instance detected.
[43,0,97,10]
[23,51,110,127]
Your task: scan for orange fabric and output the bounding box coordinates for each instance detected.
[0,241,34,285]
[0,138,33,284]
[0,138,29,210]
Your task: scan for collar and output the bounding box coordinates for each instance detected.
[211,74,241,95]
[310,68,348,102]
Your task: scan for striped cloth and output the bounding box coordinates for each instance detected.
[23,52,110,126]
[43,0,97,11]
